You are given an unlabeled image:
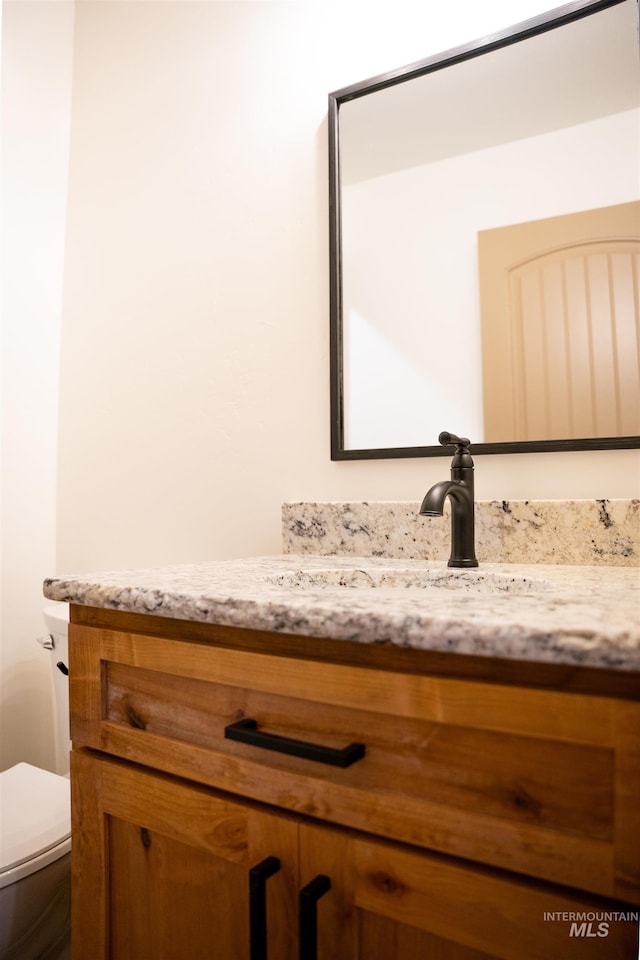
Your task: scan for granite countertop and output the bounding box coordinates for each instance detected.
[43,554,640,672]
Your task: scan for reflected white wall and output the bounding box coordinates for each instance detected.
[343,109,640,449]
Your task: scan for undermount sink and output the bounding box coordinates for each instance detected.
[265,567,551,596]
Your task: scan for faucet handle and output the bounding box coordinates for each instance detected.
[439,431,474,468]
[438,431,470,449]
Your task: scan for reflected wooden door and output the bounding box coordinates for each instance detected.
[478,201,640,442]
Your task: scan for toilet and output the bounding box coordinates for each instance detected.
[0,604,71,960]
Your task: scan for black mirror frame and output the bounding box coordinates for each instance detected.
[328,0,639,460]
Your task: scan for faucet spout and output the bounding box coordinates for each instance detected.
[419,432,479,568]
[419,480,461,517]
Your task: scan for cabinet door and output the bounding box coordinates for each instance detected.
[300,824,639,960]
[71,750,298,960]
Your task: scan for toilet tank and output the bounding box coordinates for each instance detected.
[42,603,70,777]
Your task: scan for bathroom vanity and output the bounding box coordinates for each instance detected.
[45,504,640,959]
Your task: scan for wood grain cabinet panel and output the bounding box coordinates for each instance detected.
[71,750,298,960]
[301,824,638,960]
[68,612,640,958]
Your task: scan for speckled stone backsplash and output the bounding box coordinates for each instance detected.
[282,500,639,567]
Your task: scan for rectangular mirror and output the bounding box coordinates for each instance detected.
[329,0,640,459]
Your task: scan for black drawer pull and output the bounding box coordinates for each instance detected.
[299,874,331,960]
[225,718,365,768]
[249,856,280,960]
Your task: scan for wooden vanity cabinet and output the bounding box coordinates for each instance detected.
[68,608,640,960]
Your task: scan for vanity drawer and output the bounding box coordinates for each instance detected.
[69,623,640,905]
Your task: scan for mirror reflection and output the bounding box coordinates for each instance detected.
[329,0,640,458]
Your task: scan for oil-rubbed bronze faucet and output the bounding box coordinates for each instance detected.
[419,432,478,568]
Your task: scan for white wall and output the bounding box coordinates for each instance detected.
[2,0,639,770]
[1,0,75,771]
[57,0,639,580]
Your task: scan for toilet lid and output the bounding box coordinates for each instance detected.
[0,762,71,874]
